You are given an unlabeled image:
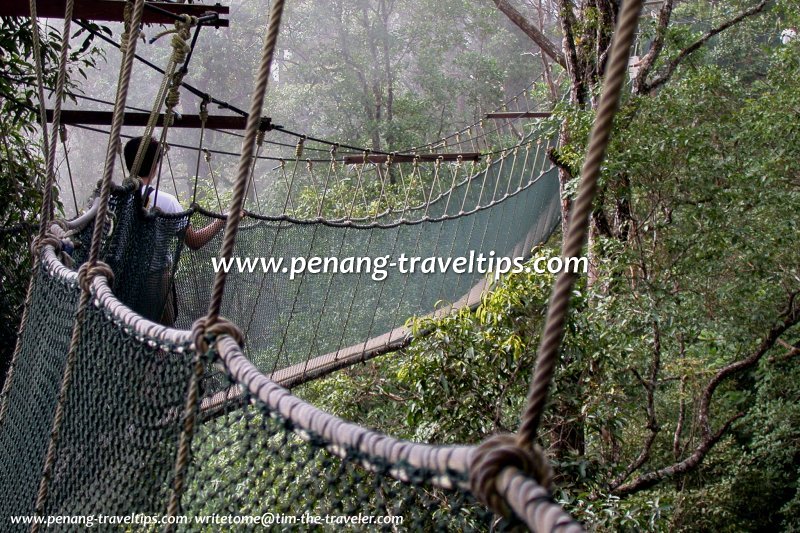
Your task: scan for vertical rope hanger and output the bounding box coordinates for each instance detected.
[191,99,210,206]
[468,0,643,530]
[127,15,197,191]
[151,16,199,208]
[27,0,52,231]
[517,0,643,448]
[165,0,288,524]
[38,0,75,236]
[59,125,80,216]
[0,0,77,429]
[31,1,147,526]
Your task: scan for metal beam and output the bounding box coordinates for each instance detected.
[485,112,552,119]
[1,0,229,27]
[47,109,255,130]
[343,153,482,165]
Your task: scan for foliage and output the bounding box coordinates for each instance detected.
[2,1,799,530]
[0,16,105,389]
[299,3,800,530]
[299,248,563,443]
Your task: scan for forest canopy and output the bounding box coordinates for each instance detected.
[1,0,798,530]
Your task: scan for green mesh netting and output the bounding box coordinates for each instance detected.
[0,260,78,523]
[65,143,560,384]
[71,185,192,326]
[0,254,520,530]
[0,124,566,529]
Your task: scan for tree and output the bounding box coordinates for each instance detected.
[299,1,800,528]
[0,16,104,390]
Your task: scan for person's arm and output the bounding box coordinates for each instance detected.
[184,217,225,250]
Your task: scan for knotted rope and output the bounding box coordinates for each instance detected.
[30,222,75,269]
[164,0,287,524]
[470,434,553,516]
[163,16,196,127]
[0,0,76,430]
[127,15,197,184]
[76,261,115,294]
[469,0,643,529]
[31,2,146,526]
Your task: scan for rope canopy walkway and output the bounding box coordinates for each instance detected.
[64,125,561,387]
[0,0,643,529]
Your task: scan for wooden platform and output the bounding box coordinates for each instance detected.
[47,109,256,130]
[485,112,552,119]
[343,152,482,165]
[1,0,229,27]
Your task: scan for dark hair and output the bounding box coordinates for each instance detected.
[123,136,160,177]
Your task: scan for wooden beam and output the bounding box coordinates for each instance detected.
[343,153,482,164]
[485,112,552,119]
[47,109,252,130]
[1,0,230,27]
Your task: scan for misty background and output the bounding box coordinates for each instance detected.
[46,0,555,218]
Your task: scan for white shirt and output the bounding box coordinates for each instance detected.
[141,185,184,214]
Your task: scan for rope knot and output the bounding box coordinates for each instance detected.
[76,261,115,294]
[469,434,554,518]
[52,219,69,232]
[122,176,142,192]
[199,100,209,123]
[191,316,245,356]
[31,234,63,259]
[170,33,190,63]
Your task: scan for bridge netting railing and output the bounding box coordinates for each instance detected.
[0,246,578,531]
[65,129,561,386]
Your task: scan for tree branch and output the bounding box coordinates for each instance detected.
[595,0,617,79]
[698,291,799,439]
[769,339,800,363]
[492,0,566,68]
[547,146,573,177]
[632,0,675,95]
[613,292,800,495]
[556,0,585,105]
[608,322,662,491]
[643,0,769,93]
[614,412,744,494]
[673,376,686,460]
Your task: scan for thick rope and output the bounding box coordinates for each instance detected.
[42,0,75,230]
[128,16,196,185]
[1,0,76,430]
[205,0,286,324]
[27,0,52,233]
[31,2,146,526]
[191,99,210,205]
[517,0,643,448]
[164,1,286,525]
[466,1,641,528]
[162,317,243,531]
